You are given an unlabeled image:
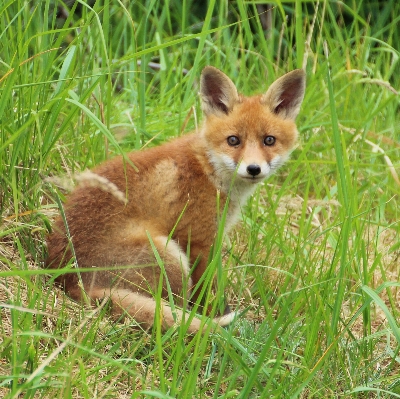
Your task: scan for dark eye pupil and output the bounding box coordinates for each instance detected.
[227,136,240,146]
[264,136,275,146]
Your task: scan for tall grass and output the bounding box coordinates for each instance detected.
[1,0,399,398]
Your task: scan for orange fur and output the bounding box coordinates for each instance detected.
[46,66,306,333]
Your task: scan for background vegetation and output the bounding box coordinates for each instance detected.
[0,0,399,397]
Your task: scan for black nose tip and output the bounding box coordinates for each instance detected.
[246,164,261,176]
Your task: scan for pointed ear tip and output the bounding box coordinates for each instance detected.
[285,69,306,90]
[288,69,306,78]
[201,65,220,76]
[294,69,307,83]
[290,68,305,73]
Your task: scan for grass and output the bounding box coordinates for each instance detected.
[1,0,399,397]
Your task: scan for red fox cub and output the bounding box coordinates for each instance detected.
[46,66,305,333]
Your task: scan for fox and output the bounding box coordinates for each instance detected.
[46,66,306,333]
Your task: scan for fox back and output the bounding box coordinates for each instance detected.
[46,66,305,333]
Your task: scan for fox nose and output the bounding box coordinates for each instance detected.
[246,164,261,176]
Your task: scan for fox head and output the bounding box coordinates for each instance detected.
[199,66,305,193]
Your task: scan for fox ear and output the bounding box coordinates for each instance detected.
[200,66,239,116]
[261,69,306,121]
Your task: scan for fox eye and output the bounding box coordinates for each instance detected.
[227,135,240,146]
[264,136,276,146]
